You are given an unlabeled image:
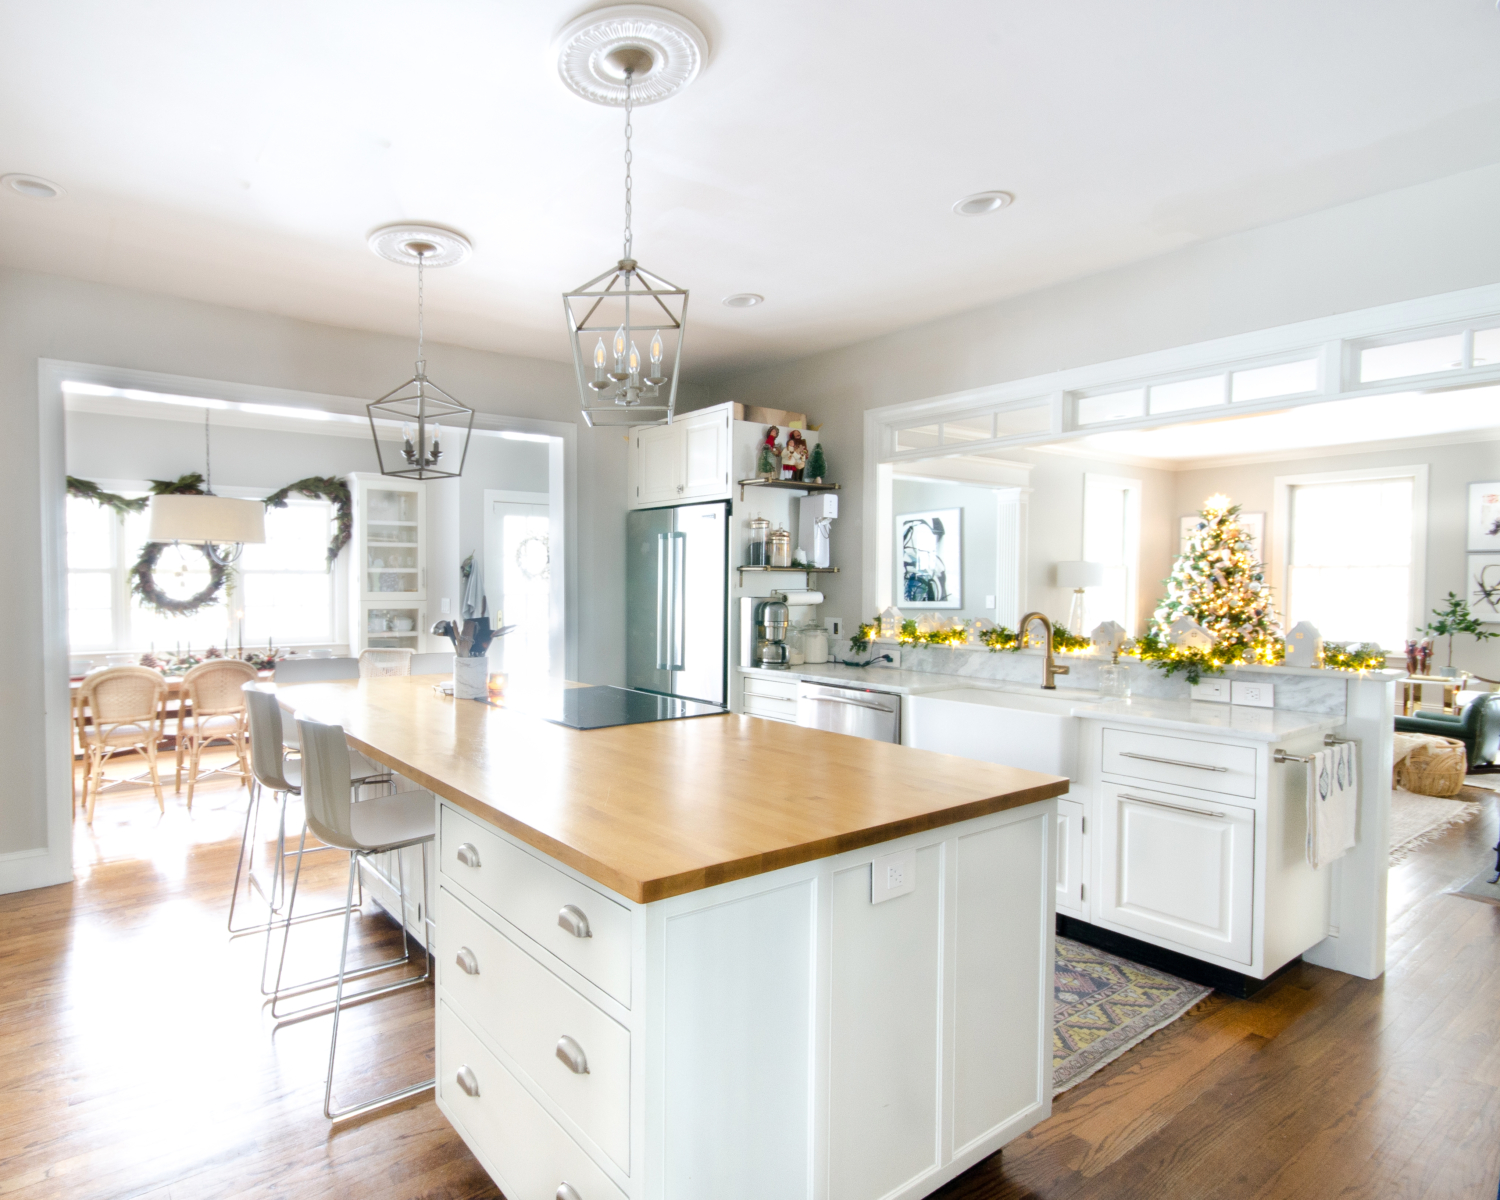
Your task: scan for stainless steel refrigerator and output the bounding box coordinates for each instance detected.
[626,501,728,706]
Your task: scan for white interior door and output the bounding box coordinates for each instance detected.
[484,496,550,681]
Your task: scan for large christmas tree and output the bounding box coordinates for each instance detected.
[1152,495,1281,658]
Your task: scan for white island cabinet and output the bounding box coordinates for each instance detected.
[434,796,1056,1200]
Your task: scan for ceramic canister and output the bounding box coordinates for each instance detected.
[453,656,488,700]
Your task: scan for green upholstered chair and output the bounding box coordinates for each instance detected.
[1395,691,1500,768]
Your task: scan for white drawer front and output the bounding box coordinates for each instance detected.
[440,1000,628,1200]
[743,694,798,723]
[440,886,631,1172]
[441,805,632,1006]
[1098,783,1255,965]
[742,674,799,702]
[1101,727,1258,799]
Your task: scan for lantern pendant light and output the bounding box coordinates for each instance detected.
[558,6,706,427]
[366,225,476,479]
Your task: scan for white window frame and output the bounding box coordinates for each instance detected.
[1272,464,1428,648]
[1082,472,1142,635]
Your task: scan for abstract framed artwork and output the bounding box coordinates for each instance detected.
[898,508,961,608]
[1470,554,1500,623]
[1467,482,1500,552]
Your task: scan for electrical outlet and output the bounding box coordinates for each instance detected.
[1190,679,1229,703]
[985,594,996,608]
[1231,679,1274,708]
[871,848,916,904]
[827,617,843,636]
[874,647,900,668]
[440,597,451,615]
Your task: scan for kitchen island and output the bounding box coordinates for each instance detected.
[279,676,1070,1200]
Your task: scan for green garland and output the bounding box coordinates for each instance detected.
[262,475,352,570]
[850,617,1092,655]
[128,540,229,617]
[66,477,151,516]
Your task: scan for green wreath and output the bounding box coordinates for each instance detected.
[262,476,352,570]
[129,540,229,617]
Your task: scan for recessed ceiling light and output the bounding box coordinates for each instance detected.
[723,293,764,308]
[3,173,64,200]
[953,190,1014,216]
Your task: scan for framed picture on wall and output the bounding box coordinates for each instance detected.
[1470,554,1500,623]
[1467,482,1500,552]
[898,508,962,608]
[1181,511,1265,563]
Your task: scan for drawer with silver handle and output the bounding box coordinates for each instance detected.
[741,674,799,702]
[440,804,632,1005]
[1101,727,1257,798]
[439,999,628,1200]
[742,693,798,723]
[439,886,631,1172]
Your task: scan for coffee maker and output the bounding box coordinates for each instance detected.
[752,593,791,669]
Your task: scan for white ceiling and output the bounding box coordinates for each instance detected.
[1043,385,1500,468]
[5,1,1500,376]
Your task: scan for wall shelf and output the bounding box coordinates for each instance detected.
[736,565,840,587]
[737,478,840,502]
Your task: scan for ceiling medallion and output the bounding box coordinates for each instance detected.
[367,223,473,268]
[554,4,708,107]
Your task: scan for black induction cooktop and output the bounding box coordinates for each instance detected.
[540,685,728,730]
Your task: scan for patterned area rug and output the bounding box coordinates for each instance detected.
[1389,785,1487,865]
[1054,937,1211,1093]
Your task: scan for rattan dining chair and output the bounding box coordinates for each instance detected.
[75,665,169,823]
[357,648,413,678]
[177,659,257,808]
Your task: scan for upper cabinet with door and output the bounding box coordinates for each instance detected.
[628,403,732,508]
[347,473,426,653]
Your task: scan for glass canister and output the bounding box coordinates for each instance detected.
[801,622,830,664]
[768,526,792,568]
[785,624,805,666]
[747,516,770,566]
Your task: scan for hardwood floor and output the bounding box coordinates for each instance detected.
[2,761,1497,1199]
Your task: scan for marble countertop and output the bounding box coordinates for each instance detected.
[738,662,1077,696]
[1069,696,1346,742]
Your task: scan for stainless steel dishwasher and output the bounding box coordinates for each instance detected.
[795,681,901,743]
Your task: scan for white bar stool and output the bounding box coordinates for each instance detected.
[281,714,436,1120]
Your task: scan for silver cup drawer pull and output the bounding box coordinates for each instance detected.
[555,1035,590,1075]
[455,1064,480,1097]
[556,1184,583,1200]
[557,903,592,938]
[455,842,481,869]
[455,946,480,975]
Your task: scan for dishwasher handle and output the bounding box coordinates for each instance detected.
[807,693,894,712]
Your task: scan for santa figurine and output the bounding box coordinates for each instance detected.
[781,429,809,481]
[757,426,781,480]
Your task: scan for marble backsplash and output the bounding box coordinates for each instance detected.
[882,643,1349,716]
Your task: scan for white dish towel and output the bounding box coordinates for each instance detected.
[1307,742,1358,868]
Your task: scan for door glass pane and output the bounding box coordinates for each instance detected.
[1359,334,1464,382]
[1231,359,1319,403]
[1149,375,1224,414]
[1473,327,1500,366]
[488,503,551,680]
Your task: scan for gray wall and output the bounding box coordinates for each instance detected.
[4,266,625,862]
[1174,437,1500,679]
[691,163,1500,639]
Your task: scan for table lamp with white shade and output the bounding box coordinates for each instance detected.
[1055,561,1105,636]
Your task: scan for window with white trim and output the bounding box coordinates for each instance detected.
[65,491,340,653]
[1285,475,1417,647]
[1082,473,1142,635]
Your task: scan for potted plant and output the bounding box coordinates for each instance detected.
[1419,592,1498,676]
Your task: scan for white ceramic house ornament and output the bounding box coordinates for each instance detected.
[879,606,904,638]
[1168,616,1214,650]
[1090,620,1127,658]
[1285,620,1323,667]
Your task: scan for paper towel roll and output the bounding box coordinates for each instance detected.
[780,590,824,606]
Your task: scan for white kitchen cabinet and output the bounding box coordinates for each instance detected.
[1096,782,1255,964]
[435,795,1055,1200]
[347,472,426,652]
[628,403,732,507]
[1055,795,1087,920]
[739,671,800,723]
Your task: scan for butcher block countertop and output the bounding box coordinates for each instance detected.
[278,675,1069,904]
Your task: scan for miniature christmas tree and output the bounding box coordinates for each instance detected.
[1151,495,1281,659]
[808,440,827,483]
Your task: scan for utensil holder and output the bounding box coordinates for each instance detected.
[453,656,488,700]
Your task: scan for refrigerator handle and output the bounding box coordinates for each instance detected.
[655,533,670,671]
[670,531,687,670]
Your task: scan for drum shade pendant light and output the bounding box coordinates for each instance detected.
[148,409,266,565]
[558,6,706,427]
[366,225,475,479]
